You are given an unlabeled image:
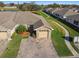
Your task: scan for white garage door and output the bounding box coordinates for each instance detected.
[38,30,49,39]
[0,32,8,40]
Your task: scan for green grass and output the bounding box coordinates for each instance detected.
[38,11,79,53]
[0,7,19,11]
[44,12,79,53]
[1,32,22,58]
[33,11,73,57]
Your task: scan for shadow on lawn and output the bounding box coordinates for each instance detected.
[62,36,73,42]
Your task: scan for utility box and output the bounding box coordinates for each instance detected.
[74,36,79,49]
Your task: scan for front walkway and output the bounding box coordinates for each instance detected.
[17,37,58,58]
[53,21,79,56]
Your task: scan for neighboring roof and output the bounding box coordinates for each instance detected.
[64,8,79,16]
[66,14,79,22]
[33,20,44,29]
[72,8,79,11]
[48,8,56,13]
[53,8,79,17]
[53,8,69,16]
[0,11,52,31]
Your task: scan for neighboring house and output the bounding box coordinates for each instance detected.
[52,8,79,19]
[44,8,53,12]
[66,14,79,28]
[52,8,69,19]
[52,8,79,28]
[44,8,56,14]
[44,7,79,28]
[4,6,17,8]
[0,11,53,40]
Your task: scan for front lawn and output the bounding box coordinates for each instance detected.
[33,11,73,57]
[0,7,19,11]
[44,11,79,53]
[1,32,22,58]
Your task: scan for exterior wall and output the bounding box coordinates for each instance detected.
[73,21,79,28]
[36,29,50,39]
[65,18,74,24]
[4,6,17,8]
[65,18,79,28]
[0,32,8,40]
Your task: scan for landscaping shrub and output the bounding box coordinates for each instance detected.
[1,32,22,58]
[15,25,27,34]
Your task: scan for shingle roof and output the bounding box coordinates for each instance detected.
[33,20,44,29]
[53,8,69,16]
[48,8,56,12]
[14,11,40,25]
[66,14,79,22]
[53,8,79,17]
[64,8,79,16]
[0,11,52,31]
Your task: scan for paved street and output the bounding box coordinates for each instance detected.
[17,37,58,58]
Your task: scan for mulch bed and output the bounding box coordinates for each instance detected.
[19,32,30,38]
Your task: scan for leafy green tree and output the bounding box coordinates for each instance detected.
[18,2,41,11]
[0,2,5,7]
[44,3,61,9]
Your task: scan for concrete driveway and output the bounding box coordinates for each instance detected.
[17,37,58,58]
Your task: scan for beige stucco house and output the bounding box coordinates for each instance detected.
[0,11,53,40]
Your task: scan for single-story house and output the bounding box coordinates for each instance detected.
[45,7,79,28]
[0,11,53,40]
[44,8,56,14]
[52,8,79,19]
[66,14,79,28]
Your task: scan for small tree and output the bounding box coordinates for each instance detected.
[18,2,41,11]
[0,2,5,7]
[15,25,27,34]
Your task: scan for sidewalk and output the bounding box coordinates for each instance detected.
[54,21,79,56]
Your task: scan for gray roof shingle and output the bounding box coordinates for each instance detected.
[66,14,79,22]
[53,8,69,16]
[0,11,52,31]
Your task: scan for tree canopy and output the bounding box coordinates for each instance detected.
[0,2,5,7]
[18,2,41,11]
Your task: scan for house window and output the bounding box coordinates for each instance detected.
[74,20,79,25]
[77,11,79,13]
